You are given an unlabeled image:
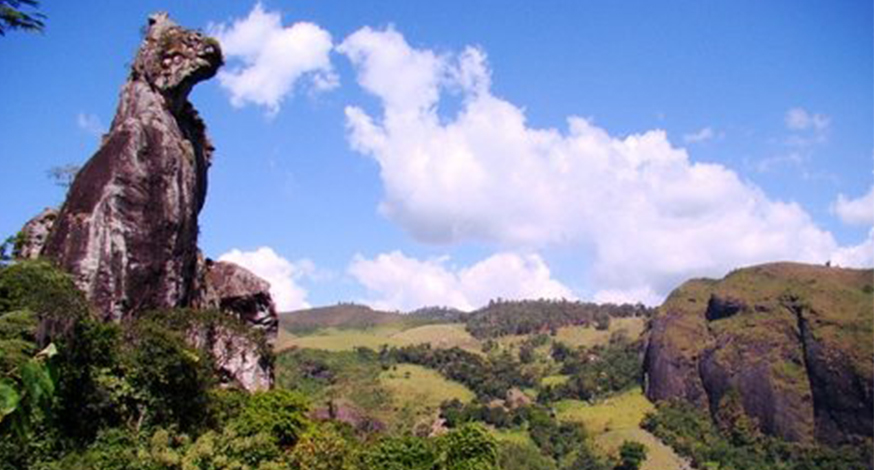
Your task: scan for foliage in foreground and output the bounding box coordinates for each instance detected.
[642,399,872,470]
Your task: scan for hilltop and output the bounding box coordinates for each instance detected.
[645,262,873,446]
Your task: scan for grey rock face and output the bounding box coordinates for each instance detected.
[42,13,222,321]
[17,207,58,259]
[194,259,278,391]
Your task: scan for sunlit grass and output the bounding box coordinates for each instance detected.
[380,364,475,423]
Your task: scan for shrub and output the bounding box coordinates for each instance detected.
[232,389,310,447]
[361,435,437,470]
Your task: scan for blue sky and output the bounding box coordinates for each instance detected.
[1,1,871,311]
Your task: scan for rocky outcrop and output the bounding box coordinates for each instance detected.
[32,13,276,391]
[193,259,278,390]
[202,260,279,334]
[42,13,222,321]
[644,262,874,446]
[16,208,57,259]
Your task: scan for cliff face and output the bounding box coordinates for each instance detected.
[31,13,276,391]
[42,13,222,321]
[644,262,873,446]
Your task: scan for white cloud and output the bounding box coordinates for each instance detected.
[831,228,874,268]
[683,127,715,144]
[833,185,874,226]
[785,107,830,132]
[348,251,574,311]
[209,3,336,114]
[76,112,105,136]
[339,27,862,304]
[218,246,313,311]
[754,152,804,173]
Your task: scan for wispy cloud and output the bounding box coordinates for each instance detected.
[683,126,718,144]
[76,112,105,137]
[785,107,830,133]
[784,107,830,147]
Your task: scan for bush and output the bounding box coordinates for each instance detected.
[233,389,310,447]
[498,441,557,470]
[437,423,499,470]
[616,441,647,470]
[123,318,214,432]
[0,260,91,345]
[287,423,359,470]
[361,435,437,470]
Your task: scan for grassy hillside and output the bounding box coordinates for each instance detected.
[555,388,688,470]
[380,364,476,425]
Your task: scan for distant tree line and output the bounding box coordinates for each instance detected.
[464,299,654,339]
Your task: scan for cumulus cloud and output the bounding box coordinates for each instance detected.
[683,127,715,144]
[76,112,105,136]
[833,185,874,226]
[348,251,574,311]
[209,3,336,114]
[218,246,314,311]
[339,27,862,303]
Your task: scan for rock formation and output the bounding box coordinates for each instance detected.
[644,262,873,446]
[42,12,222,321]
[16,207,57,259]
[191,259,278,389]
[31,13,277,391]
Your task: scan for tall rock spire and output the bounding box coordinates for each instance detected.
[43,13,223,320]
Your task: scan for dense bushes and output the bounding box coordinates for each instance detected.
[642,399,873,470]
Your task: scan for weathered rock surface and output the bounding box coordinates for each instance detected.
[193,259,278,390]
[16,207,57,259]
[33,13,276,391]
[42,13,222,321]
[203,260,279,334]
[644,262,874,446]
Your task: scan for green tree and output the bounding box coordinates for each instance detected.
[615,441,647,470]
[0,0,44,35]
[233,389,310,447]
[362,435,437,470]
[287,424,358,470]
[438,423,499,470]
